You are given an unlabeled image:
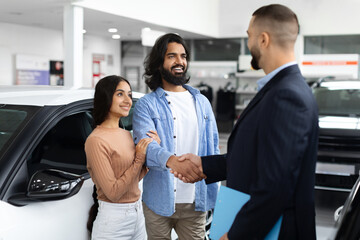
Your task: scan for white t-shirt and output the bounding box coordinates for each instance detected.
[165,90,199,203]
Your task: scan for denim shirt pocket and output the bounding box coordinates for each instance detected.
[150,110,168,130]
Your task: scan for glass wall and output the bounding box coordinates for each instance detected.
[304,35,360,54]
[192,38,241,61]
[121,41,143,58]
[122,35,360,61]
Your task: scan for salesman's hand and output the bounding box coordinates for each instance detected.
[171,153,206,183]
[167,155,205,183]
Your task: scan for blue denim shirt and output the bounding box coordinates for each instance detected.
[133,85,220,217]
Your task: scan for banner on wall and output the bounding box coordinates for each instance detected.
[301,54,359,79]
[50,60,64,86]
[92,54,106,87]
[16,54,50,85]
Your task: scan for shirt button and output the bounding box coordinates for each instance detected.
[173,117,176,120]
[174,153,177,156]
[168,101,171,104]
[174,136,176,138]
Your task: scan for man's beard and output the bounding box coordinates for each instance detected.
[160,65,188,86]
[250,47,261,70]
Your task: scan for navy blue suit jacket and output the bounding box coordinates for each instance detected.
[203,65,318,239]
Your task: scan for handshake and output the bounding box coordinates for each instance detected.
[167,153,206,183]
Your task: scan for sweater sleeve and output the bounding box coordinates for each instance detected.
[85,136,144,202]
[139,165,149,180]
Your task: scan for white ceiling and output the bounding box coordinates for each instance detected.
[0,0,209,40]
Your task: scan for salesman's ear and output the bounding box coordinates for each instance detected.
[259,32,270,49]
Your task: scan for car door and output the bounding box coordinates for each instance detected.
[0,101,95,240]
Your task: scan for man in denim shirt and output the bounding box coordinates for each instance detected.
[133,33,220,240]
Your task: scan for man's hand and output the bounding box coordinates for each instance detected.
[167,155,206,183]
[170,153,206,183]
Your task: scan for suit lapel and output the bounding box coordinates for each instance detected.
[228,85,266,143]
[228,65,301,143]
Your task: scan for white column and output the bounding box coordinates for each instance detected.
[63,4,83,89]
[295,34,304,66]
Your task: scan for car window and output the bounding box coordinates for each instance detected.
[27,98,139,177]
[119,98,138,131]
[27,111,94,176]
[313,87,360,116]
[0,105,39,160]
[0,109,26,150]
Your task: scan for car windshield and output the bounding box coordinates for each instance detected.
[313,83,360,116]
[0,105,39,158]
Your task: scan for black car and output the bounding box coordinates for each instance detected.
[312,79,360,191]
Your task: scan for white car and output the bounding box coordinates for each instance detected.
[0,86,143,240]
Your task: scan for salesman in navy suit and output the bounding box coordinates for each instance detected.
[172,4,318,240]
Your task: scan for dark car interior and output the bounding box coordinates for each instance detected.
[5,103,135,204]
[27,112,94,176]
[4,111,95,204]
[0,108,29,156]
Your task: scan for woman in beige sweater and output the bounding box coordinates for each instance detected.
[85,75,158,240]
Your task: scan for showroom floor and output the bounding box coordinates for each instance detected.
[217,133,349,240]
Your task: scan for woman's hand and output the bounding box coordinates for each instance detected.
[135,138,153,164]
[146,130,161,145]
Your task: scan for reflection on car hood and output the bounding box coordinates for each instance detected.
[0,87,145,106]
[319,116,360,129]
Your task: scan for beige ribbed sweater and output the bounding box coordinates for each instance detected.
[85,126,147,203]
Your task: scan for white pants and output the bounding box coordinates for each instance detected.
[91,199,146,240]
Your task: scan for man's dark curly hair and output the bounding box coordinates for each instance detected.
[143,33,190,91]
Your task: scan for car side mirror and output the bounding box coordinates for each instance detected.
[8,169,84,206]
[27,169,84,199]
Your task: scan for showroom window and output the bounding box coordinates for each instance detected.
[192,38,241,61]
[304,35,360,54]
[121,38,250,61]
[121,41,143,58]
[243,38,250,55]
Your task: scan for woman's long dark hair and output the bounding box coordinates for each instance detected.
[143,33,190,91]
[93,75,131,126]
[87,185,98,233]
[88,75,131,233]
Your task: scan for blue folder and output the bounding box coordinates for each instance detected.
[210,185,283,240]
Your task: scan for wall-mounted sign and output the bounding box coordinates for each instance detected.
[92,54,106,87]
[16,54,50,85]
[301,54,359,79]
[50,60,64,86]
